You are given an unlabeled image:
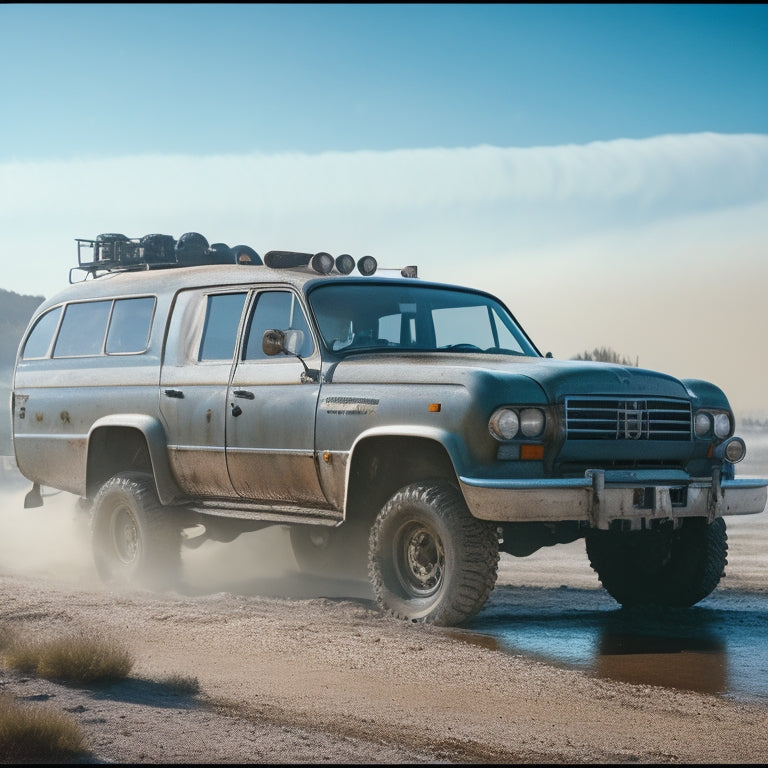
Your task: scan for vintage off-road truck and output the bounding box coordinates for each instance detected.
[11,232,768,626]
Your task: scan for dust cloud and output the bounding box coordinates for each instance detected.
[0,467,372,602]
[0,480,96,586]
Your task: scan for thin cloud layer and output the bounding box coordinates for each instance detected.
[1,133,766,412]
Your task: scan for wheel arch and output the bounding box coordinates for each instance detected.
[343,430,461,528]
[86,415,182,504]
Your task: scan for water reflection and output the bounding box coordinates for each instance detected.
[460,585,768,703]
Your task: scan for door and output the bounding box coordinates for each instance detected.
[225,289,328,506]
[159,288,247,499]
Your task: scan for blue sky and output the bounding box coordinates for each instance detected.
[1,4,767,415]
[1,4,766,158]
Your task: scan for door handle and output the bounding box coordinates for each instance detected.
[164,389,185,399]
[233,390,255,400]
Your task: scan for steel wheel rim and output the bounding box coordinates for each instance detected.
[394,521,444,597]
[110,504,139,565]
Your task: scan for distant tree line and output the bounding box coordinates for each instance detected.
[741,417,768,430]
[571,346,639,367]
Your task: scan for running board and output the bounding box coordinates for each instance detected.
[183,499,343,527]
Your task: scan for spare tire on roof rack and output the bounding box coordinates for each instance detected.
[232,244,262,265]
[140,233,177,264]
[207,243,235,264]
[175,232,209,266]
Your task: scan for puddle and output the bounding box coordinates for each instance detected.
[457,585,768,703]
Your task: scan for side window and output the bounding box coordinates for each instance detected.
[53,300,112,357]
[21,307,62,359]
[198,292,247,361]
[244,291,314,360]
[106,297,156,354]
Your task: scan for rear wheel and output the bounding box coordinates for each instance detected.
[369,482,499,626]
[91,473,182,589]
[586,517,728,607]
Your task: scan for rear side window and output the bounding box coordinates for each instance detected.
[49,296,157,358]
[21,306,63,359]
[53,301,112,357]
[106,297,156,354]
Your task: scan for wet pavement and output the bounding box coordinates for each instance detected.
[460,584,768,704]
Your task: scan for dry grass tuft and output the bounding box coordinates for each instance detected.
[0,694,87,762]
[4,629,134,684]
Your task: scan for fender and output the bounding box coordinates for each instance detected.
[87,414,183,504]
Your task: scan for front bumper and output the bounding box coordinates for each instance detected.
[459,468,768,530]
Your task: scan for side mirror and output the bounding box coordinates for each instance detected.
[262,329,286,356]
[262,329,305,357]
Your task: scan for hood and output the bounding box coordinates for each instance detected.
[325,353,692,403]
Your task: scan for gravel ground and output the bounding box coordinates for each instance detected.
[1,483,768,764]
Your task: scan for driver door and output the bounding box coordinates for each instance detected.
[225,289,327,506]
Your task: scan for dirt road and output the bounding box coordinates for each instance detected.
[1,476,768,764]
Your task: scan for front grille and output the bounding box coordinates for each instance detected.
[565,397,692,441]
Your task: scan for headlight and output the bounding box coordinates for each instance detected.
[694,411,712,437]
[713,412,731,439]
[519,408,545,437]
[489,408,519,440]
[723,437,746,463]
[694,409,732,439]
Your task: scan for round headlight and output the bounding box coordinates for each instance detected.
[713,412,731,439]
[694,411,712,437]
[489,408,519,441]
[519,408,545,437]
[724,437,746,463]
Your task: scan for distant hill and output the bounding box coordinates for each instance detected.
[0,287,45,369]
[0,288,46,453]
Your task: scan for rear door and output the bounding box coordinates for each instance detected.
[159,288,246,499]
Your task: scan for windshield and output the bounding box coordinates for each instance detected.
[308,282,539,356]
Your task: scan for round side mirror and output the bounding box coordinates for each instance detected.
[262,329,286,356]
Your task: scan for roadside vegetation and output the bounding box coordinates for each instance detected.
[0,692,87,763]
[0,622,133,762]
[0,620,201,762]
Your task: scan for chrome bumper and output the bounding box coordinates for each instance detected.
[459,469,768,530]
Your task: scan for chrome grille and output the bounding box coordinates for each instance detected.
[565,397,692,441]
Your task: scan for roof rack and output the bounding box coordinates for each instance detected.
[70,232,417,282]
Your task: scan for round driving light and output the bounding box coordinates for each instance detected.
[489,408,519,441]
[519,408,545,437]
[357,255,377,276]
[335,254,355,274]
[310,252,334,274]
[694,411,712,437]
[713,412,731,439]
[724,437,746,463]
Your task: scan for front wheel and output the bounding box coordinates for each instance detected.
[91,473,182,589]
[369,482,499,626]
[586,517,728,608]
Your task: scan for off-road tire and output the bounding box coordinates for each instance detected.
[91,473,182,589]
[369,482,499,626]
[290,522,369,581]
[586,517,728,608]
